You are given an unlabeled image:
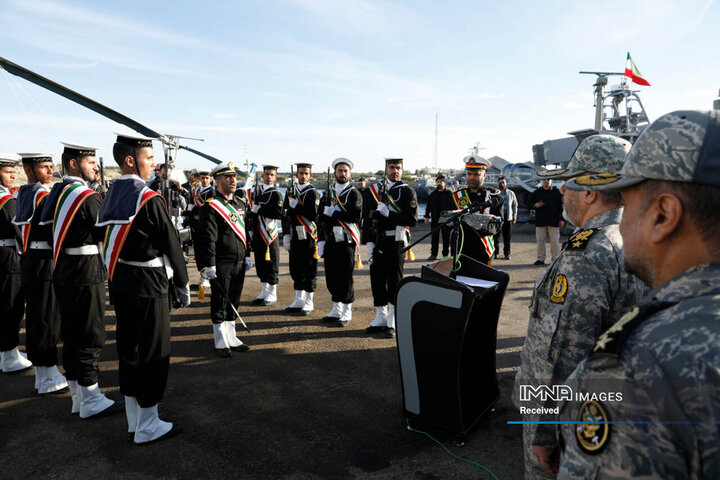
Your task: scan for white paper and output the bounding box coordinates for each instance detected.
[455,275,498,289]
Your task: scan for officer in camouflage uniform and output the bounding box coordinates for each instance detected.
[513,135,648,479]
[555,110,720,479]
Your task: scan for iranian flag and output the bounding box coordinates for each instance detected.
[625,52,651,86]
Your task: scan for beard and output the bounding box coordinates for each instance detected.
[623,255,653,287]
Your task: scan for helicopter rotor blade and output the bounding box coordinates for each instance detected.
[0,56,163,139]
[178,144,222,165]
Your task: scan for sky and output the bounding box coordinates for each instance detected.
[1,0,718,174]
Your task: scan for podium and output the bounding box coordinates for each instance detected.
[395,254,509,436]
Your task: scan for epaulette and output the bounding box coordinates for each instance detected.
[566,227,600,251]
[591,302,676,356]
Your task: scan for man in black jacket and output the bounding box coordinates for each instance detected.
[197,161,252,357]
[365,158,417,338]
[282,163,320,315]
[424,174,453,260]
[529,179,564,265]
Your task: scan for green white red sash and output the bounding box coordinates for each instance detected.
[208,198,247,248]
[52,183,98,263]
[332,188,360,245]
[258,216,279,246]
[452,189,472,209]
[0,193,13,212]
[369,183,381,204]
[385,187,413,243]
[296,214,317,240]
[102,190,159,280]
[21,189,49,253]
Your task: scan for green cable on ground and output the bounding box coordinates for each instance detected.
[452,224,464,272]
[406,420,500,480]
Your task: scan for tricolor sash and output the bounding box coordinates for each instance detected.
[101,189,159,280]
[0,193,13,212]
[385,186,413,243]
[368,183,382,204]
[208,198,247,248]
[13,184,49,253]
[480,233,495,258]
[332,188,360,246]
[52,183,99,263]
[296,214,317,240]
[258,216,279,246]
[452,189,472,209]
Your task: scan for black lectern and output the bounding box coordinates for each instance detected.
[395,254,509,437]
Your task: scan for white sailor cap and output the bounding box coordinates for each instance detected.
[19,153,54,165]
[332,157,353,169]
[210,161,236,177]
[60,142,98,158]
[0,153,21,167]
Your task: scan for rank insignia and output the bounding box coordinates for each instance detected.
[567,228,599,250]
[550,274,567,303]
[575,400,610,454]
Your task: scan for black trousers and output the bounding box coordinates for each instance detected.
[112,291,171,408]
[430,222,450,257]
[323,241,356,303]
[253,238,279,285]
[493,220,513,256]
[56,282,106,386]
[450,225,490,265]
[0,247,23,352]
[210,261,246,324]
[289,237,317,292]
[370,237,405,306]
[21,251,60,366]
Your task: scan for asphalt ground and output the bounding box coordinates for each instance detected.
[0,223,557,479]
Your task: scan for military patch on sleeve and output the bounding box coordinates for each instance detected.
[567,228,600,251]
[575,400,611,454]
[550,274,568,303]
[410,199,417,208]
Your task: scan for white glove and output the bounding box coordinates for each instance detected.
[376,203,390,217]
[289,198,298,209]
[203,266,217,279]
[244,256,253,271]
[367,242,375,259]
[251,204,260,213]
[283,235,291,252]
[175,284,191,307]
[323,205,337,217]
[317,241,325,258]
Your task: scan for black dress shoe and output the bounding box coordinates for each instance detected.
[84,400,125,420]
[189,284,200,291]
[385,327,396,338]
[533,260,545,266]
[250,298,265,305]
[284,306,302,312]
[230,344,250,353]
[215,348,233,358]
[427,254,437,261]
[321,316,339,323]
[128,414,169,442]
[135,422,184,445]
[299,309,312,316]
[336,320,351,327]
[365,326,386,334]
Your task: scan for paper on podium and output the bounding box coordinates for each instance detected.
[455,275,499,289]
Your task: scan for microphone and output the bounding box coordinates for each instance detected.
[466,200,492,214]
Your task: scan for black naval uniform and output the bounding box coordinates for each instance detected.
[368,180,418,306]
[450,186,503,265]
[0,186,24,353]
[40,177,107,386]
[197,194,250,324]
[359,187,374,245]
[282,183,320,292]
[14,183,60,367]
[97,176,188,408]
[250,185,283,286]
[319,184,362,304]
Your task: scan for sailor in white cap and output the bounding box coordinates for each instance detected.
[0,154,33,373]
[318,157,362,326]
[249,164,283,306]
[197,161,252,357]
[12,153,68,393]
[38,142,124,417]
[96,133,188,444]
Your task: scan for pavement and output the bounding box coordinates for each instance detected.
[0,223,559,479]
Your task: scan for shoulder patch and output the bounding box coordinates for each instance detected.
[575,400,611,454]
[567,228,600,251]
[550,274,568,303]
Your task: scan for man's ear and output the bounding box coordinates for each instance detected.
[584,190,597,205]
[125,155,134,169]
[649,193,683,244]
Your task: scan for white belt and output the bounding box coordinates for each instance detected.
[64,245,99,255]
[118,257,163,268]
[0,238,16,247]
[29,241,51,250]
[384,230,397,236]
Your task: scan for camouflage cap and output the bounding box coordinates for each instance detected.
[565,110,720,191]
[539,134,631,181]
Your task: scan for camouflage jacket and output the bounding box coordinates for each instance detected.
[558,261,720,479]
[513,208,647,446]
